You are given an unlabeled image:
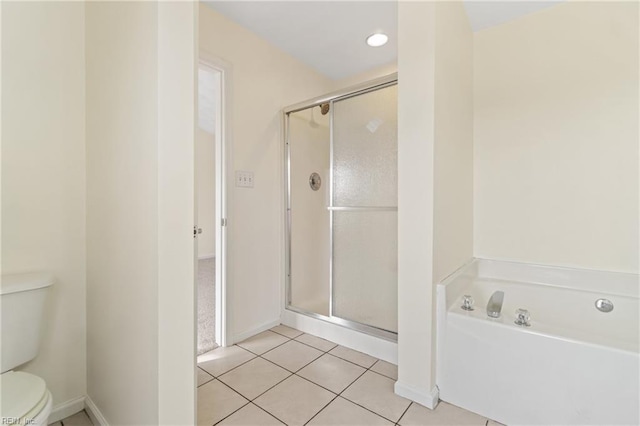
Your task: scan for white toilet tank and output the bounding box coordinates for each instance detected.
[1,273,54,373]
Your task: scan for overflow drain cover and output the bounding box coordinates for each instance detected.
[595,298,614,313]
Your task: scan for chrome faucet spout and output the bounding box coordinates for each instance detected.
[486,291,504,318]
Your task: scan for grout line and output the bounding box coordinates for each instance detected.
[238,333,294,357]
[217,340,347,423]
[293,337,338,353]
[268,325,304,340]
[339,390,404,424]
[201,352,257,379]
[324,351,376,370]
[397,401,413,425]
[326,346,378,369]
[282,352,325,375]
[337,368,369,397]
[197,376,214,388]
[302,394,340,426]
[250,401,289,425]
[197,365,215,387]
[215,379,253,403]
[212,400,251,426]
[246,369,295,402]
[368,367,398,381]
[204,329,405,425]
[293,334,339,352]
[335,362,408,424]
[294,370,341,396]
[258,335,400,423]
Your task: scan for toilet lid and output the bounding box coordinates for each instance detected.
[0,371,48,419]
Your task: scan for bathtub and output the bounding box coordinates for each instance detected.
[436,259,639,425]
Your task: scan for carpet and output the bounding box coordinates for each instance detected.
[197,258,217,355]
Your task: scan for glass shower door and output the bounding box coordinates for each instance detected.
[330,84,398,333]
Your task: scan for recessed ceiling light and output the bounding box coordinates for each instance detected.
[366,33,388,47]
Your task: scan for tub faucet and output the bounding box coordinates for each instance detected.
[486,291,504,318]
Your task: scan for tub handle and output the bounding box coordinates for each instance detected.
[514,309,531,327]
[461,295,474,311]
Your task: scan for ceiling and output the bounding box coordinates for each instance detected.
[463,1,564,32]
[203,1,564,81]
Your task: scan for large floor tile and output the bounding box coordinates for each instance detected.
[297,353,366,394]
[398,401,487,426]
[197,367,214,387]
[198,345,255,377]
[262,340,323,372]
[270,324,303,339]
[254,375,335,426]
[307,396,394,426]
[237,330,289,355]
[218,357,290,400]
[329,346,377,368]
[61,411,93,425]
[217,403,284,425]
[370,360,398,380]
[295,333,338,352]
[342,371,411,422]
[197,380,248,426]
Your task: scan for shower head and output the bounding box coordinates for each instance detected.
[320,103,330,115]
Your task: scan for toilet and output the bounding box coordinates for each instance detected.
[0,272,54,425]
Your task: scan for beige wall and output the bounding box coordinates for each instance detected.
[396,0,438,407]
[333,62,397,89]
[396,0,473,407]
[157,2,197,422]
[86,2,160,424]
[1,0,87,411]
[433,1,474,283]
[474,1,639,273]
[199,4,334,340]
[86,3,197,423]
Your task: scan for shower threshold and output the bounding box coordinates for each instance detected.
[282,307,398,364]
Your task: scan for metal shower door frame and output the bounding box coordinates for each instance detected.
[283,73,398,342]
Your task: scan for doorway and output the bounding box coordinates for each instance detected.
[196,59,230,355]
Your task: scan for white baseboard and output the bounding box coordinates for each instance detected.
[85,396,109,426]
[232,318,281,344]
[198,254,216,260]
[48,396,86,423]
[394,382,439,409]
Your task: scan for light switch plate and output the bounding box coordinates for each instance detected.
[235,171,254,188]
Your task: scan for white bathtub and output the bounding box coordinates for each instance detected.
[436,259,639,425]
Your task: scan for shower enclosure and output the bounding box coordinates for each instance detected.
[284,74,397,340]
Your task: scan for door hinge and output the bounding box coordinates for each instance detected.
[221,218,227,227]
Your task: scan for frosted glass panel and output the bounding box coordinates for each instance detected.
[332,211,398,333]
[333,85,397,207]
[288,107,331,316]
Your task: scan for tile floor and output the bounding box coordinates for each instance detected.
[198,325,496,426]
[50,410,93,426]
